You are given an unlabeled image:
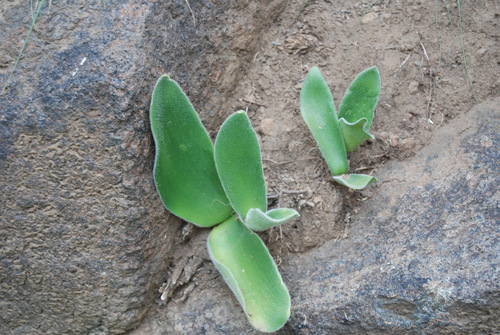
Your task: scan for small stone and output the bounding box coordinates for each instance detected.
[408,80,419,94]
[313,196,323,204]
[390,134,399,148]
[361,12,378,24]
[476,47,488,58]
[259,118,276,136]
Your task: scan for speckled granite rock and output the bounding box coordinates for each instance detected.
[131,99,499,334]
[0,1,287,334]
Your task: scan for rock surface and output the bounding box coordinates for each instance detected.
[130,99,499,334]
[0,2,173,334]
[0,1,287,334]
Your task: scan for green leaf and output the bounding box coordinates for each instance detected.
[300,66,348,176]
[150,75,232,227]
[338,118,375,152]
[338,66,380,152]
[245,208,300,232]
[332,173,378,190]
[207,216,290,333]
[214,111,267,219]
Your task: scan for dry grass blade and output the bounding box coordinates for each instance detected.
[2,0,46,94]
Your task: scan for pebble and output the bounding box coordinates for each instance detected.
[408,81,419,94]
[476,47,488,58]
[260,118,276,136]
[361,12,378,24]
[390,134,399,148]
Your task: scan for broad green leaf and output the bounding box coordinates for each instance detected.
[245,208,299,231]
[338,66,380,152]
[300,67,348,176]
[338,118,374,152]
[207,217,290,333]
[150,75,232,227]
[332,173,378,190]
[214,111,267,219]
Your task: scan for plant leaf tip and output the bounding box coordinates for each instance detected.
[307,65,322,77]
[332,173,378,190]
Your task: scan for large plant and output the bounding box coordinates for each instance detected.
[150,75,299,332]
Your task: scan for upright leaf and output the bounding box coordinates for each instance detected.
[150,75,232,227]
[207,217,291,333]
[338,66,380,152]
[300,67,348,176]
[214,111,267,219]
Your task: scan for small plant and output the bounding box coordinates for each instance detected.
[300,66,381,189]
[150,75,299,332]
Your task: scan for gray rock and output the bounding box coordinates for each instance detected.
[282,98,500,334]
[0,1,288,334]
[0,2,174,334]
[134,99,499,334]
